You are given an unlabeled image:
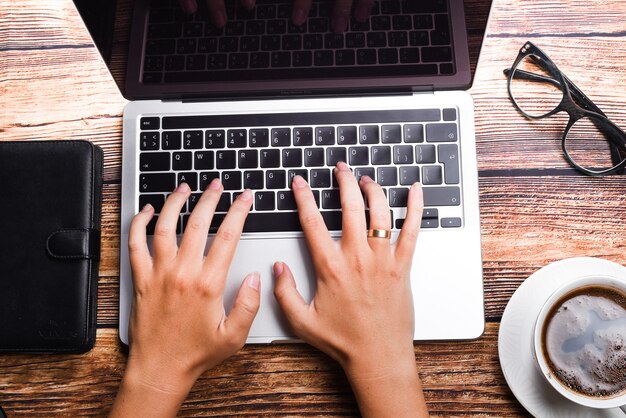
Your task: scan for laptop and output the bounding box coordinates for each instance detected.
[119,0,485,344]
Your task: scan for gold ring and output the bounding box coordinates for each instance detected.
[367,229,391,239]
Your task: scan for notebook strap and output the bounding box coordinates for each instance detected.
[46,228,101,260]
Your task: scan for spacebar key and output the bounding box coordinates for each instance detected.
[423,186,461,206]
[243,211,343,232]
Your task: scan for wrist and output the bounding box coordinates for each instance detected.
[341,342,417,381]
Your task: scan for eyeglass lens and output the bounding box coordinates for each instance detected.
[509,54,563,118]
[563,115,622,174]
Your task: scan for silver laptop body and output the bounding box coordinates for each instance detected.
[119,0,485,344]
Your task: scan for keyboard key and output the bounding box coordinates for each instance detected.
[207,54,227,69]
[260,149,280,168]
[194,151,214,170]
[304,148,325,167]
[443,108,457,121]
[282,34,302,50]
[228,129,247,148]
[219,36,238,52]
[199,171,220,190]
[183,131,203,149]
[422,165,443,185]
[288,169,308,187]
[222,171,242,190]
[400,47,420,63]
[277,190,297,210]
[389,187,408,207]
[140,132,160,150]
[228,53,249,69]
[381,124,402,143]
[438,144,460,184]
[377,166,398,186]
[271,128,291,146]
[427,123,458,142]
[393,145,413,164]
[177,38,197,54]
[238,149,259,168]
[139,194,165,214]
[399,166,420,185]
[423,186,460,206]
[355,167,375,182]
[357,49,377,65]
[337,126,357,144]
[315,127,335,145]
[379,48,399,64]
[173,151,192,170]
[314,50,333,66]
[140,117,160,130]
[346,32,365,48]
[403,124,424,143]
[146,39,175,55]
[178,172,198,190]
[421,218,439,228]
[422,46,452,62]
[140,152,170,171]
[162,131,182,149]
[261,35,281,51]
[244,170,264,189]
[310,169,331,188]
[371,15,391,30]
[367,32,387,47]
[359,125,379,144]
[324,33,344,49]
[271,51,291,67]
[139,173,175,193]
[216,193,231,212]
[335,49,355,65]
[282,148,303,167]
[326,147,346,166]
[371,146,391,165]
[250,52,270,68]
[423,208,439,218]
[349,147,369,165]
[144,57,163,72]
[245,22,264,36]
[415,145,436,163]
[293,127,313,146]
[250,129,269,147]
[303,34,324,49]
[322,189,341,209]
[431,14,451,45]
[216,150,236,169]
[293,51,313,67]
[441,217,462,228]
[266,170,286,189]
[255,191,275,211]
[186,54,206,70]
[206,130,225,148]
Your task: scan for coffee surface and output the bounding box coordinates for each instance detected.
[542,286,626,398]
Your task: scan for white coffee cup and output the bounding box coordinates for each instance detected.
[532,275,626,412]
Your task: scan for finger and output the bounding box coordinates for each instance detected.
[359,175,392,248]
[205,0,227,27]
[353,0,374,22]
[394,183,424,264]
[178,178,223,260]
[128,204,155,276]
[334,162,367,246]
[273,262,311,336]
[153,183,190,259]
[291,0,312,26]
[204,189,253,280]
[179,0,198,14]
[223,272,261,347]
[291,175,336,266]
[331,0,353,32]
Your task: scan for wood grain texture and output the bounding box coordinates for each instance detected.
[2,0,626,416]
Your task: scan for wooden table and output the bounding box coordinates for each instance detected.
[2,0,626,415]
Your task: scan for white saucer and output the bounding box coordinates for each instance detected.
[498,257,626,418]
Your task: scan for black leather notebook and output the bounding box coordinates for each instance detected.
[0,141,103,353]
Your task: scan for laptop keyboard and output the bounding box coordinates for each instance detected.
[143,0,455,83]
[137,107,463,235]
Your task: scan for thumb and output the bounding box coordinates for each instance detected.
[224,272,261,344]
[273,261,310,332]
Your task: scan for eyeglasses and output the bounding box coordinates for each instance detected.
[504,41,626,176]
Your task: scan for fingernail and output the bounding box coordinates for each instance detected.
[239,189,253,201]
[246,272,260,290]
[208,178,221,190]
[293,8,306,25]
[292,175,307,189]
[332,16,348,33]
[360,175,374,183]
[141,203,153,212]
[335,161,350,172]
[273,261,284,277]
[176,182,190,193]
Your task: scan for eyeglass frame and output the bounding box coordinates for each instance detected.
[504,41,626,176]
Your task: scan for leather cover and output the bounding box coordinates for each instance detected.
[0,141,103,353]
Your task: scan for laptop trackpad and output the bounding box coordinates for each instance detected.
[216,236,316,343]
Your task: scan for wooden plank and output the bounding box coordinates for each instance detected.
[0,324,528,417]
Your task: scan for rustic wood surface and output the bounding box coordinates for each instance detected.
[2,0,626,416]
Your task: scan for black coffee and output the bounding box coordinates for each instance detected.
[542,285,626,398]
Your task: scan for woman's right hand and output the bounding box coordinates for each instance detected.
[273,162,429,417]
